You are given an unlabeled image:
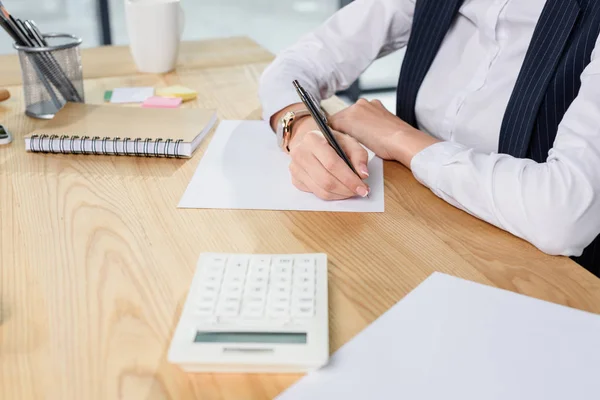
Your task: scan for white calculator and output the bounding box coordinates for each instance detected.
[168,253,329,373]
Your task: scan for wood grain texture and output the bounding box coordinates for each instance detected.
[1,38,600,400]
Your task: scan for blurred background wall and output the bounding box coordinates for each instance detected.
[0,0,404,109]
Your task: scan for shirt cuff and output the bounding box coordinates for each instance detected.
[260,85,303,123]
[410,141,469,189]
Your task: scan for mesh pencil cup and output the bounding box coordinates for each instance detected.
[14,34,85,119]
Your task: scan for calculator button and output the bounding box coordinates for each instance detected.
[250,256,271,267]
[268,305,290,318]
[241,305,265,318]
[197,295,218,307]
[294,264,315,276]
[218,296,241,307]
[272,275,291,285]
[227,256,249,268]
[293,275,315,286]
[216,304,240,317]
[293,274,315,286]
[195,305,215,316]
[248,265,269,277]
[206,255,227,267]
[245,283,267,295]
[225,266,247,278]
[272,256,294,267]
[203,274,222,285]
[291,296,314,307]
[197,292,218,302]
[202,270,224,282]
[295,256,315,267]
[245,294,267,306]
[244,296,266,308]
[204,263,225,273]
[224,278,245,291]
[269,283,292,294]
[292,305,314,318]
[224,277,244,286]
[199,283,220,295]
[226,257,248,275]
[269,294,291,306]
[247,275,268,285]
[293,285,315,297]
[196,305,217,316]
[270,284,291,296]
[273,265,292,277]
[217,293,238,302]
[245,291,267,301]
[222,283,244,296]
[203,274,224,285]
[293,285,315,296]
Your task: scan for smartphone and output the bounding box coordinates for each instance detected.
[0,125,13,145]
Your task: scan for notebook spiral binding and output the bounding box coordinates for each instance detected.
[29,134,184,157]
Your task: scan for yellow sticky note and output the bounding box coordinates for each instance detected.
[156,85,198,102]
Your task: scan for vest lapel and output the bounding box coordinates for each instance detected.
[396,0,464,127]
[498,0,581,158]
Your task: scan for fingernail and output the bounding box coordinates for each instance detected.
[356,186,369,198]
[359,163,369,177]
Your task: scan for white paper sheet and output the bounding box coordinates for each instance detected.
[277,273,600,400]
[110,87,154,103]
[178,120,384,212]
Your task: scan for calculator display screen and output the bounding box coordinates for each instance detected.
[194,332,307,344]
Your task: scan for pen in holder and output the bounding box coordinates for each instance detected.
[14,33,84,119]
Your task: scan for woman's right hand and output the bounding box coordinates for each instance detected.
[288,117,371,201]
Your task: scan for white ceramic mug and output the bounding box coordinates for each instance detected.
[125,0,185,73]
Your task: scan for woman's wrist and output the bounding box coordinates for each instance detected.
[391,127,440,167]
[289,116,317,150]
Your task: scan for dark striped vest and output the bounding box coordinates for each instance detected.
[396,0,600,275]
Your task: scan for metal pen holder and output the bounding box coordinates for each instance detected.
[14,33,85,119]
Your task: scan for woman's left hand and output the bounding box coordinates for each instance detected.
[329,99,440,166]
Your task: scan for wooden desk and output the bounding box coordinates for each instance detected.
[1,37,599,400]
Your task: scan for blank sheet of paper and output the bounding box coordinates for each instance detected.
[178,120,384,212]
[277,273,600,400]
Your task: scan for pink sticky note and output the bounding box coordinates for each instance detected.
[142,96,183,108]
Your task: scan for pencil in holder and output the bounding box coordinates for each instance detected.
[14,33,84,119]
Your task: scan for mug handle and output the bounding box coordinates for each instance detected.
[178,4,186,37]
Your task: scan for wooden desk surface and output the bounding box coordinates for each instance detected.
[1,37,599,400]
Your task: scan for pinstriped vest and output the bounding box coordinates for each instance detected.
[396,0,600,275]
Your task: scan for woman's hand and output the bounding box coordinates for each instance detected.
[288,117,370,201]
[329,99,440,166]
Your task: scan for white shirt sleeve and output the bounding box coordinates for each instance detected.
[411,33,600,257]
[259,0,415,121]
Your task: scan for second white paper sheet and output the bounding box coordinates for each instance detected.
[178,120,384,212]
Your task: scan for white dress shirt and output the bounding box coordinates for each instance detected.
[258,0,600,257]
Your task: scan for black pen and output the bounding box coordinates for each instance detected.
[0,16,20,44]
[0,6,26,45]
[293,80,362,179]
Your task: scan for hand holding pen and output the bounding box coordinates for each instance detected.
[288,80,370,200]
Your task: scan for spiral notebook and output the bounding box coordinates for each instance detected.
[25,102,218,157]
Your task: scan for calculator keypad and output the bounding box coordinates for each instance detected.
[194,254,317,323]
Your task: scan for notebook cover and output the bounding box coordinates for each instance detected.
[27,102,216,143]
